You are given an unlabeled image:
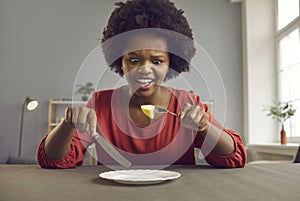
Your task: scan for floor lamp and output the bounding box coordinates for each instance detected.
[18,97,39,157]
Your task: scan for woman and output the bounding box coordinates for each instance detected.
[38,0,246,168]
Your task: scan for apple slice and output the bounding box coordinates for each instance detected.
[140,105,155,119]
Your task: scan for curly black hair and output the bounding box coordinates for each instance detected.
[101,0,196,80]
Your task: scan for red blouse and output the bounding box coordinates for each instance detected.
[38,88,246,168]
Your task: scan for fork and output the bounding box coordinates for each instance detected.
[154,105,180,117]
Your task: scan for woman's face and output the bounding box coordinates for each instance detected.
[121,33,170,98]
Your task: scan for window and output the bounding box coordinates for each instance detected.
[277,0,299,30]
[276,0,300,140]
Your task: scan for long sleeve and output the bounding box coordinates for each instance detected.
[37,133,93,168]
[193,94,247,168]
[195,129,247,168]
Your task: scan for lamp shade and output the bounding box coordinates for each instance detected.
[25,97,38,111]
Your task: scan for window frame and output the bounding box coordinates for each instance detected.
[275,0,300,142]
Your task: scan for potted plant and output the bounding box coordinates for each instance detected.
[76,82,95,101]
[264,101,296,144]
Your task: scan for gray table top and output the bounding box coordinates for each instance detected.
[1,163,300,201]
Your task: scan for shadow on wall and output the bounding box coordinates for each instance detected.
[0,136,37,164]
[0,136,10,163]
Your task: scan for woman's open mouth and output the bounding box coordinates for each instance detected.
[137,78,154,89]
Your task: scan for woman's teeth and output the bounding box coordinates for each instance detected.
[137,78,152,84]
[137,78,153,89]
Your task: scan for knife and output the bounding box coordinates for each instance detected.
[93,132,132,168]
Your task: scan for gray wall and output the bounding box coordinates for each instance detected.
[0,0,243,159]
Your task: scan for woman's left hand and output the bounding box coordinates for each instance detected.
[180,103,210,132]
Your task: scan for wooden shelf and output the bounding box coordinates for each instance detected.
[50,100,87,104]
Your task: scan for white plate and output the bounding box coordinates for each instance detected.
[99,169,181,185]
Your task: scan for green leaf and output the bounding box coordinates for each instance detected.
[263,101,296,123]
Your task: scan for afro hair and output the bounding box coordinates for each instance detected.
[101,0,196,80]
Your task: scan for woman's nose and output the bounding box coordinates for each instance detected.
[137,61,153,74]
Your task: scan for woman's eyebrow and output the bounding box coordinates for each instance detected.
[125,51,168,57]
[151,54,167,58]
[124,52,140,57]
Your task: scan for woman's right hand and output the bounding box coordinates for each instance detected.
[65,106,97,135]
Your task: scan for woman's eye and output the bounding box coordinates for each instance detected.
[129,58,139,64]
[153,59,163,65]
